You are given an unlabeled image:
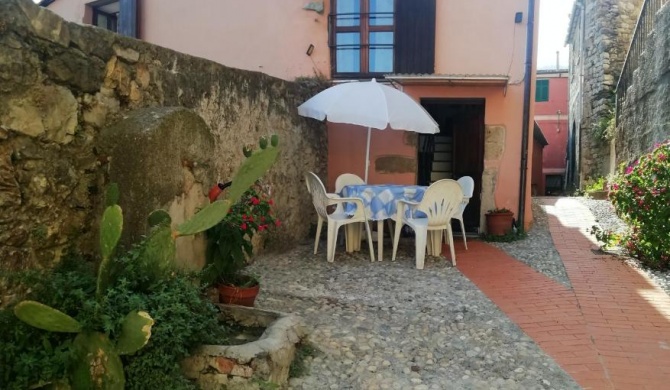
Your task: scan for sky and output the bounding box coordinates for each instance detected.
[537,0,574,70]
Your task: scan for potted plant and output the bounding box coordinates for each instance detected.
[203,140,281,307]
[485,207,514,236]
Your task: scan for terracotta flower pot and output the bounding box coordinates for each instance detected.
[486,212,514,236]
[218,284,260,307]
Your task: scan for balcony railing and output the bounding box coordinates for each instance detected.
[616,0,669,122]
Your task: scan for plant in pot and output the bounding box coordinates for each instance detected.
[203,138,280,307]
[485,207,514,236]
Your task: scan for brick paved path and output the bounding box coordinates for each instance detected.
[456,197,670,389]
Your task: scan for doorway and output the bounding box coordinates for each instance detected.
[418,99,485,233]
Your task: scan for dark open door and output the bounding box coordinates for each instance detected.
[419,99,485,233]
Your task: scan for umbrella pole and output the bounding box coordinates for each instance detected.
[364,127,371,182]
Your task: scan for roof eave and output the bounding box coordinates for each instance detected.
[385,75,509,87]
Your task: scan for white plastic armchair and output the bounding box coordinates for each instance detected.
[306,172,376,263]
[304,172,325,254]
[392,179,464,269]
[450,176,475,249]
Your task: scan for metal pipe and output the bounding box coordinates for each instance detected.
[517,0,536,229]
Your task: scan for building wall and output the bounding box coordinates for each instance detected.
[567,0,644,184]
[535,73,568,181]
[616,4,670,164]
[45,0,538,228]
[46,0,332,81]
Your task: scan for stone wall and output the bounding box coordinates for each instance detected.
[0,0,327,272]
[615,4,670,164]
[567,0,643,182]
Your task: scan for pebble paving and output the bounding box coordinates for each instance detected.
[249,236,580,389]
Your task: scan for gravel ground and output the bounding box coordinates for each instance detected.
[576,196,670,296]
[488,199,571,288]
[248,243,579,390]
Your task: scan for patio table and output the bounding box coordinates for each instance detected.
[340,184,427,261]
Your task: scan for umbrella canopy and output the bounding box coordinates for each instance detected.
[298,79,439,182]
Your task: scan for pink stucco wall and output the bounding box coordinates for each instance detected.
[46,0,331,81]
[535,74,568,173]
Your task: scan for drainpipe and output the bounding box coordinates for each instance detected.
[517,0,536,229]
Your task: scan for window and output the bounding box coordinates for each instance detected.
[330,0,395,77]
[536,79,549,102]
[91,0,119,33]
[88,0,138,38]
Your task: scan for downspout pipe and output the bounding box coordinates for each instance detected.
[517,0,536,229]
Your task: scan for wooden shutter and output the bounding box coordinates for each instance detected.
[118,0,138,38]
[394,0,436,74]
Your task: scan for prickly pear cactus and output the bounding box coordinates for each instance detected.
[13,301,82,333]
[259,136,268,149]
[97,204,123,298]
[116,311,154,356]
[70,332,125,390]
[138,224,176,281]
[147,209,171,228]
[175,135,280,236]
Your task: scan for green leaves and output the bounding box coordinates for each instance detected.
[116,311,154,356]
[105,183,120,207]
[14,301,82,333]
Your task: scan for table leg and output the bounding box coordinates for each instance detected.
[377,220,384,261]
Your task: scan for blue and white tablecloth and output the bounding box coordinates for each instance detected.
[341,184,427,221]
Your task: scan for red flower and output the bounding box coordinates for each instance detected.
[242,214,248,221]
[247,215,254,222]
[251,197,260,205]
[275,219,281,227]
[259,225,267,232]
[268,199,274,205]
[240,222,247,230]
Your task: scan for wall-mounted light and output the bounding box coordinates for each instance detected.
[306,44,315,56]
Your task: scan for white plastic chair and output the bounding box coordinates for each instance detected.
[334,173,365,249]
[304,172,325,255]
[449,176,475,250]
[306,172,376,263]
[392,179,464,269]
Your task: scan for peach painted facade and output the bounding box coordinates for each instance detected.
[43,0,540,230]
[534,70,568,194]
[44,0,331,81]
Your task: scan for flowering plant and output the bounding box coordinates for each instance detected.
[609,140,670,269]
[204,184,280,287]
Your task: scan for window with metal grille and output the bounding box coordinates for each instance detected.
[329,0,395,78]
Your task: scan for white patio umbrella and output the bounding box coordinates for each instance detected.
[297,79,439,182]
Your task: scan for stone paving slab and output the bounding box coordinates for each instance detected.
[249,243,579,390]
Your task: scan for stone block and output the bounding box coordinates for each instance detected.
[215,357,236,374]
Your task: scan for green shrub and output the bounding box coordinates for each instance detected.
[584,176,607,192]
[609,141,670,269]
[0,250,226,390]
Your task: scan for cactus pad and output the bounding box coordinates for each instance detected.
[105,183,120,207]
[14,301,82,333]
[259,136,268,149]
[116,311,154,356]
[138,224,175,279]
[147,209,172,228]
[175,199,232,236]
[100,205,123,260]
[228,145,280,205]
[70,332,124,390]
[270,134,279,147]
